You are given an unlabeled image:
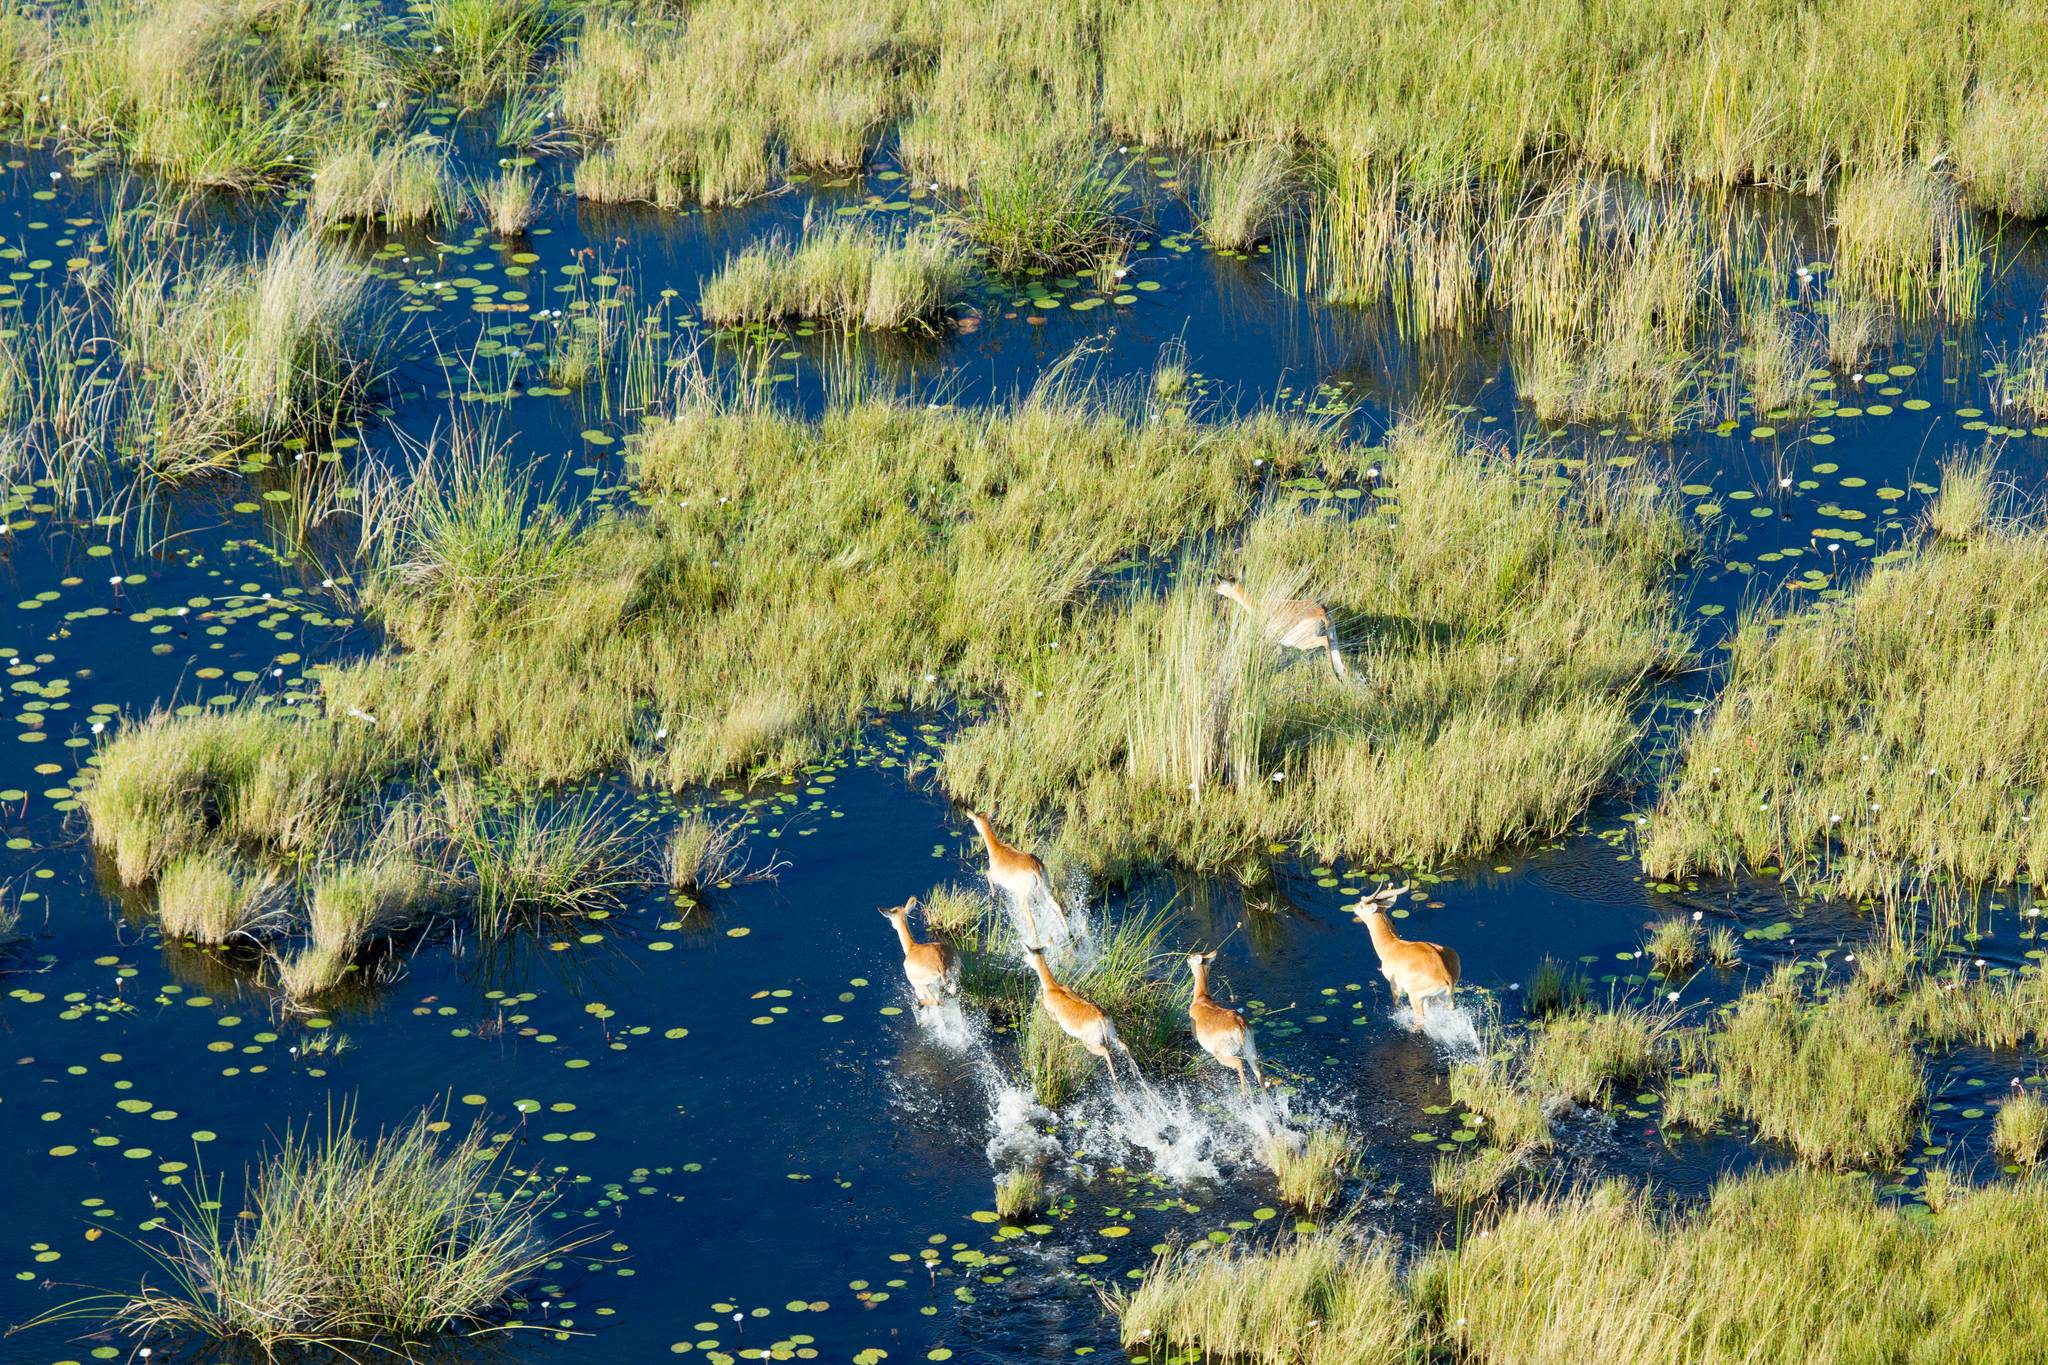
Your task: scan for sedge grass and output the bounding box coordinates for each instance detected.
[154,851,277,944]
[1643,917,1700,976]
[1261,1124,1357,1215]
[309,139,454,227]
[993,1167,1044,1220]
[1991,317,2048,423]
[97,1109,576,1353]
[1645,507,2048,899]
[664,810,746,890]
[439,783,646,939]
[1996,1090,2048,1167]
[698,222,972,331]
[1199,142,1296,250]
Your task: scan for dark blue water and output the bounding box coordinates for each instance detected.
[0,122,2045,1365]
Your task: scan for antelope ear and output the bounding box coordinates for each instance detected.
[905,896,920,911]
[1201,950,1218,963]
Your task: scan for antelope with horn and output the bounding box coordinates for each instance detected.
[1186,950,1266,1092]
[1350,884,1460,1020]
[1023,943,1126,1088]
[877,897,958,1008]
[1215,578,1346,678]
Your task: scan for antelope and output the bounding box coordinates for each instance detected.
[1186,950,1266,1092]
[1350,884,1460,1020]
[966,811,1063,942]
[1215,579,1346,678]
[877,897,958,1008]
[1023,943,1126,1087]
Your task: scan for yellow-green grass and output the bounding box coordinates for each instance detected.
[154,851,277,944]
[476,166,539,235]
[96,1110,579,1353]
[438,783,647,939]
[664,810,745,890]
[1119,1231,1415,1365]
[1123,1168,2048,1365]
[1261,1124,1357,1215]
[329,392,1686,876]
[1199,142,1297,250]
[1643,917,1699,975]
[993,1166,1044,1220]
[82,706,393,887]
[277,823,438,1000]
[1831,160,1982,320]
[1996,1090,2048,1166]
[309,139,454,227]
[1991,317,2048,423]
[1645,513,2048,898]
[119,227,383,481]
[1701,966,1921,1169]
[548,0,2048,217]
[11,0,414,191]
[1431,1144,1523,1206]
[699,223,973,331]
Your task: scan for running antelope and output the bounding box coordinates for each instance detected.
[1214,579,1346,677]
[966,811,1063,942]
[1023,943,1126,1087]
[1186,950,1266,1092]
[1350,884,1460,1020]
[877,897,958,1007]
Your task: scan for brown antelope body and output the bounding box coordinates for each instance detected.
[967,811,1063,941]
[1351,884,1460,1019]
[878,897,958,1007]
[1216,579,1346,678]
[1024,944,1125,1086]
[1186,951,1266,1092]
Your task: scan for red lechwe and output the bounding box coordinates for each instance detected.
[1351,884,1460,1019]
[966,810,1063,941]
[1023,943,1126,1088]
[1186,950,1266,1092]
[877,897,958,1007]
[1214,578,1346,677]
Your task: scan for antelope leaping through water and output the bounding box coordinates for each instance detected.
[1023,943,1127,1089]
[877,896,958,1008]
[1215,579,1346,678]
[1185,950,1266,1093]
[1350,883,1460,1021]
[965,810,1063,944]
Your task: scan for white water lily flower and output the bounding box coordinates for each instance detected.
[1667,991,1680,1002]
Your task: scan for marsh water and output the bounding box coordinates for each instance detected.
[2,122,2047,1365]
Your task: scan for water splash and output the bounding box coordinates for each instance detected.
[1393,997,1483,1063]
[914,996,980,1053]
[984,1076,1062,1175]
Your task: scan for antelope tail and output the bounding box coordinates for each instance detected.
[1327,640,1347,679]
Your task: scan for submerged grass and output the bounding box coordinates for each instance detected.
[1646,500,2048,899]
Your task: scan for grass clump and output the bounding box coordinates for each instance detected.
[918,883,988,936]
[993,1167,1044,1220]
[1831,161,1981,318]
[154,852,276,944]
[1996,1090,2048,1167]
[1432,1144,1524,1206]
[1926,454,2002,542]
[1991,317,2048,424]
[1710,968,1921,1169]
[1199,143,1296,249]
[951,142,1130,274]
[1704,925,1740,969]
[1262,1124,1357,1215]
[277,819,437,1001]
[1643,917,1699,976]
[83,707,390,887]
[121,227,382,480]
[477,166,539,235]
[1519,1004,1670,1105]
[664,810,745,890]
[1645,510,2048,898]
[1119,1231,1415,1365]
[309,140,454,227]
[105,1109,574,1354]
[1447,1062,1552,1154]
[1522,956,1588,1017]
[699,223,972,331]
[439,784,646,939]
